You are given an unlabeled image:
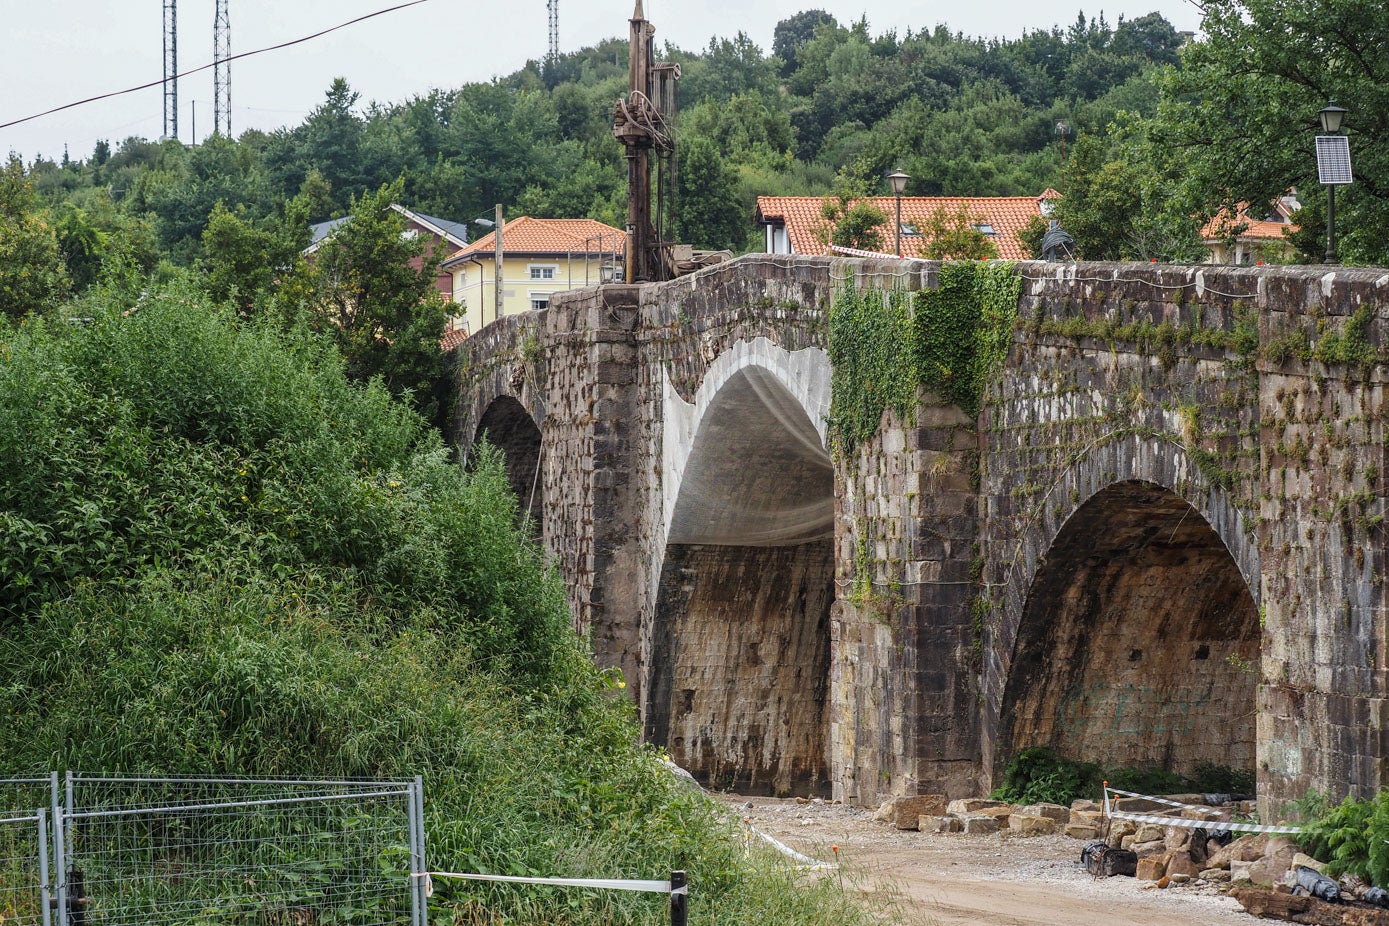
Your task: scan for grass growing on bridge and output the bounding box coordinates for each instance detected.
[0,278,884,926]
[827,261,1022,454]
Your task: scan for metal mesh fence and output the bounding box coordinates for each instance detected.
[60,776,420,926]
[0,810,48,926]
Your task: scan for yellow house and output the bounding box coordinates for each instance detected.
[442,217,625,334]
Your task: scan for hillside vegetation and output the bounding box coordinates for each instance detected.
[0,277,885,924]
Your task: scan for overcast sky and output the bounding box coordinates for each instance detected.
[1,0,1203,163]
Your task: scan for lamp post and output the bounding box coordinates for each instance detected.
[1054,120,1071,193]
[887,169,909,257]
[1318,100,1349,265]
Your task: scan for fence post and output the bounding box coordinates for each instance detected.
[669,870,687,926]
[38,808,52,926]
[409,776,427,926]
[50,773,66,926]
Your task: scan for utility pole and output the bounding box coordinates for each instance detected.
[162,0,178,140]
[213,0,231,137]
[493,204,504,325]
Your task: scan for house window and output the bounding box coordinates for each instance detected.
[529,265,557,280]
[900,222,920,237]
[530,293,552,311]
[973,223,997,236]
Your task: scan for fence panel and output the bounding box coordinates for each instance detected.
[63,777,419,926]
[0,810,48,926]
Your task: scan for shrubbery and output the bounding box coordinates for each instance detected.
[991,747,1256,807]
[0,279,878,925]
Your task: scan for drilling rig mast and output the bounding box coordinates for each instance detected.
[213,0,231,137]
[162,0,178,140]
[612,0,679,282]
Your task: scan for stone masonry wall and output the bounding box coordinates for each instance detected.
[453,257,1389,811]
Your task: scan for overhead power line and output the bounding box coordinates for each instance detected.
[0,0,434,133]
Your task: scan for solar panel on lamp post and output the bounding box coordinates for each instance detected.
[1318,100,1350,265]
[887,169,909,257]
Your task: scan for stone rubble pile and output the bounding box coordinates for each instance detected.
[869,792,1389,923]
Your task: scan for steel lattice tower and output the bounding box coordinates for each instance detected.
[162,0,178,140]
[213,0,231,137]
[547,0,559,62]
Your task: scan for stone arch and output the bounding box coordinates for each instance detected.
[646,338,834,796]
[984,434,1261,783]
[473,396,545,530]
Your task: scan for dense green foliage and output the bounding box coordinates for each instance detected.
[15,10,1185,270]
[991,747,1256,807]
[827,261,1021,454]
[0,282,882,925]
[1300,791,1389,886]
[1059,0,1389,264]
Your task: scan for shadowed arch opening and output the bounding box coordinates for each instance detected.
[474,396,543,534]
[648,365,834,796]
[997,480,1259,782]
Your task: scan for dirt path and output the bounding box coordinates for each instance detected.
[726,795,1258,926]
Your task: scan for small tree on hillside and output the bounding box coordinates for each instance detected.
[303,179,452,426]
[0,157,69,318]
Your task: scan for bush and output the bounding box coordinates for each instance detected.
[0,280,883,925]
[991,748,1256,807]
[1301,791,1389,887]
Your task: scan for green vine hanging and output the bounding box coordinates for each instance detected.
[827,262,1022,455]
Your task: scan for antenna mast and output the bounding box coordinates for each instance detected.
[547,0,559,62]
[162,0,178,140]
[213,0,231,137]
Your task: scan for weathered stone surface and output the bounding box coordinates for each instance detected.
[1293,852,1327,873]
[1132,839,1168,858]
[1230,860,1254,882]
[1249,841,1300,886]
[1201,868,1232,882]
[961,814,1001,835]
[1136,855,1169,881]
[948,798,1009,815]
[1070,799,1101,813]
[1008,813,1058,836]
[921,815,962,834]
[1164,827,1192,851]
[1022,802,1070,823]
[1065,822,1100,840]
[456,257,1389,814]
[1069,809,1104,826]
[1210,833,1269,868]
[1167,851,1202,878]
[1134,824,1167,843]
[893,795,948,830]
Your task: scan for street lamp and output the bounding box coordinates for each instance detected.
[887,169,909,257]
[1317,100,1351,265]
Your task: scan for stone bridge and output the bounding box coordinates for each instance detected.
[452,255,1389,811]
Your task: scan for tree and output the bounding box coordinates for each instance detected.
[773,10,838,76]
[1145,0,1389,264]
[0,157,69,317]
[674,136,745,251]
[302,179,451,425]
[917,205,999,260]
[200,197,310,313]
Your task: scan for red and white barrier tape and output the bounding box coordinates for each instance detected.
[1102,785,1301,836]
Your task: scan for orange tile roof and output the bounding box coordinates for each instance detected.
[447,217,626,261]
[1200,204,1298,242]
[439,327,469,352]
[756,194,1050,260]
